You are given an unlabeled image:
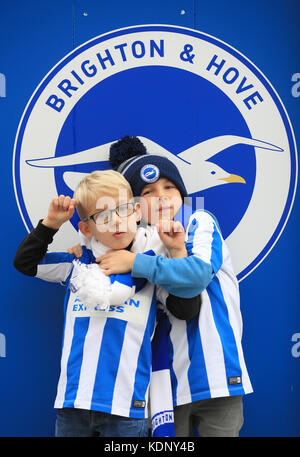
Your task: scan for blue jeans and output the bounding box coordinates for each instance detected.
[55,408,148,437]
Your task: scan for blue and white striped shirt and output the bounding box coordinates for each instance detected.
[36,234,157,418]
[132,211,253,406]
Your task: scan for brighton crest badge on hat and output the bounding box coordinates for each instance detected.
[140,164,160,183]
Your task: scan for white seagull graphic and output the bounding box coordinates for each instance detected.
[26,135,284,194]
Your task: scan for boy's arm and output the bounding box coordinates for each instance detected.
[132,212,221,298]
[166,293,202,320]
[157,284,201,320]
[14,221,74,282]
[14,196,76,282]
[97,214,216,298]
[132,253,212,298]
[14,220,58,276]
[14,220,75,282]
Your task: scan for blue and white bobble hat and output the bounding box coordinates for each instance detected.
[109,136,188,199]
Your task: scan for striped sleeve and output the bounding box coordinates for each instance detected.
[37,252,74,283]
[185,211,223,275]
[14,220,74,282]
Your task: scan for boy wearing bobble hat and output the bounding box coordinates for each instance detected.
[98,135,253,437]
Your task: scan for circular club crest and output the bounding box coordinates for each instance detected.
[140,164,160,183]
[13,25,297,281]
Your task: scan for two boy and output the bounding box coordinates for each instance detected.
[14,169,199,437]
[14,134,252,437]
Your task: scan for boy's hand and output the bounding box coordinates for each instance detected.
[96,250,136,276]
[43,195,76,230]
[157,220,187,258]
[67,243,83,258]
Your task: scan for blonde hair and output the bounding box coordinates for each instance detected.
[74,170,132,219]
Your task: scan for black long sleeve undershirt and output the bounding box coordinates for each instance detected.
[13,220,58,276]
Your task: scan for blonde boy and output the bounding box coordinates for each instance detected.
[14,170,159,437]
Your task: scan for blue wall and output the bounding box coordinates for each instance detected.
[1,0,299,436]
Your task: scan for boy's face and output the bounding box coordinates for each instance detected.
[140,178,182,225]
[79,189,141,250]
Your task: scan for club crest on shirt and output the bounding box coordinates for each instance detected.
[13,25,297,281]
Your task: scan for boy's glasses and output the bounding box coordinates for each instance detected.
[83,202,135,226]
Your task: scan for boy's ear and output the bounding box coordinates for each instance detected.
[134,202,142,223]
[78,221,93,238]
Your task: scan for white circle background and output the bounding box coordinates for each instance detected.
[13,26,297,280]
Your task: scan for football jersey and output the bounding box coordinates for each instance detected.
[16,222,158,418]
[132,211,253,406]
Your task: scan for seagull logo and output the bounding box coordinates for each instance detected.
[140,164,160,183]
[25,135,283,194]
[13,25,297,281]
